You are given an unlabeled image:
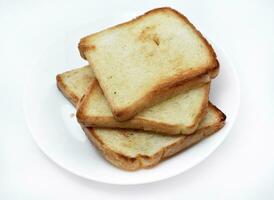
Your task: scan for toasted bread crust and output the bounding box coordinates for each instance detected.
[78,7,219,121]
[79,7,218,65]
[77,81,210,135]
[57,69,226,171]
[56,66,97,109]
[208,102,226,122]
[111,69,216,121]
[82,104,226,171]
[56,74,79,106]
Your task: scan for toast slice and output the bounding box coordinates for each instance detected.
[56,68,226,171]
[77,80,210,135]
[79,7,219,121]
[56,65,95,106]
[58,66,210,135]
[83,104,225,171]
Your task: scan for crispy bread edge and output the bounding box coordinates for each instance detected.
[56,74,79,106]
[82,103,226,171]
[56,71,225,171]
[178,83,210,134]
[111,70,213,121]
[78,7,219,121]
[76,80,98,121]
[79,7,218,67]
[77,81,210,135]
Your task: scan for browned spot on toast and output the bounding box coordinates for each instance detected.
[139,26,156,40]
[81,44,96,52]
[138,26,160,47]
[152,35,160,46]
[89,45,96,51]
[138,26,162,58]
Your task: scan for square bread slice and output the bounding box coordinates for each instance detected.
[56,68,226,171]
[83,104,225,171]
[78,7,219,121]
[77,80,210,135]
[58,66,210,135]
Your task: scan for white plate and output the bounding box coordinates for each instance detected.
[23,12,240,185]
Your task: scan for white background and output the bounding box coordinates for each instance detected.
[1,0,274,199]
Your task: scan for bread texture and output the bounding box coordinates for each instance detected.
[56,65,95,106]
[77,80,210,135]
[83,104,225,171]
[57,66,209,135]
[56,67,226,171]
[79,7,219,121]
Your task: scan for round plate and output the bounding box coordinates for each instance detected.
[23,12,240,185]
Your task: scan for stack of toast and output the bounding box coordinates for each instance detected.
[56,7,226,171]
